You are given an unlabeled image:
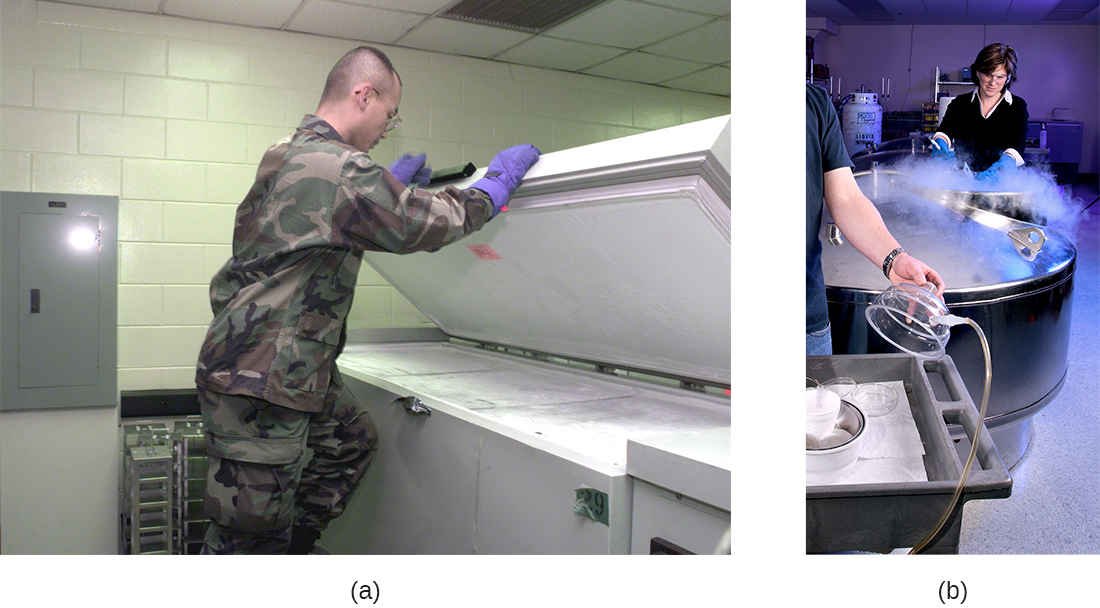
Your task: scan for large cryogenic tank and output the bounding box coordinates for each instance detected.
[820,154,1075,469]
[841,92,883,155]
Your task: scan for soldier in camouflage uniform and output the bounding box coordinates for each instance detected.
[195,45,540,554]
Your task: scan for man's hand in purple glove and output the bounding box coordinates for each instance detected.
[471,144,541,216]
[389,153,432,188]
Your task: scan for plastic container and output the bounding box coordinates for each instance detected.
[865,283,950,359]
[821,376,857,398]
[849,381,898,417]
[806,401,866,484]
[806,388,841,439]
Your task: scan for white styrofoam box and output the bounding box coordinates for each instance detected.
[124,75,207,120]
[123,158,204,201]
[80,114,166,158]
[1,64,34,107]
[80,28,167,76]
[167,38,249,84]
[2,107,78,154]
[34,68,124,113]
[208,82,287,127]
[119,285,165,325]
[162,202,235,244]
[118,199,164,242]
[33,153,121,195]
[0,20,80,68]
[167,120,248,163]
[120,242,208,284]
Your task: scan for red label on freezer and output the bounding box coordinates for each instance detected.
[468,245,502,260]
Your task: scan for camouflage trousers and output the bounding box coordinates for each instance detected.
[197,384,378,554]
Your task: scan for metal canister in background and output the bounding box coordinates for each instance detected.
[841,91,883,155]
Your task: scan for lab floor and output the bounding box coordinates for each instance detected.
[958,176,1100,554]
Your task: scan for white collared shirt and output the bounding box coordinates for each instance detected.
[970,87,1014,119]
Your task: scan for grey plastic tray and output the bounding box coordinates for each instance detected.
[806,354,1012,554]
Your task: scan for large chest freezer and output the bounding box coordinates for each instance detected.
[321,116,732,555]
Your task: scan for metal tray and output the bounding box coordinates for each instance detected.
[806,354,1012,553]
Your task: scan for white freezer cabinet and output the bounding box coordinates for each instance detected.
[320,338,730,555]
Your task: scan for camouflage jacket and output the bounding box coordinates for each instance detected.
[196,115,494,412]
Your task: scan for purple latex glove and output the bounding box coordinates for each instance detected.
[389,153,432,188]
[471,144,540,216]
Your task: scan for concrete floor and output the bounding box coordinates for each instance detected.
[958,176,1100,554]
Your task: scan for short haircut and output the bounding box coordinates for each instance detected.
[971,43,1018,89]
[320,46,401,106]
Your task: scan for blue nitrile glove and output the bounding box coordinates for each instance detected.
[471,143,540,216]
[975,154,1018,182]
[389,153,432,188]
[929,137,955,161]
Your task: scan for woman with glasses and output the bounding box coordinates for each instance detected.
[930,43,1029,181]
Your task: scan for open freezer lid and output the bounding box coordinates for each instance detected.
[362,116,731,387]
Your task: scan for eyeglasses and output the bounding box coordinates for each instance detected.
[979,71,1009,84]
[373,89,402,132]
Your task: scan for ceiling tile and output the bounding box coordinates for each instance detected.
[345,0,459,14]
[287,1,427,44]
[546,0,712,49]
[643,0,731,16]
[497,36,625,72]
[643,19,729,64]
[164,0,303,29]
[659,65,730,96]
[397,17,533,58]
[582,51,708,85]
[52,0,161,11]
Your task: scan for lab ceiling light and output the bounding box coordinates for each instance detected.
[442,0,611,33]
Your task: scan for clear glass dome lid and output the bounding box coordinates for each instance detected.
[864,283,950,359]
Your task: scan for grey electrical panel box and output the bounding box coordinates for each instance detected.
[1,191,118,411]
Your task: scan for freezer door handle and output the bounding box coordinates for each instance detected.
[394,395,431,417]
